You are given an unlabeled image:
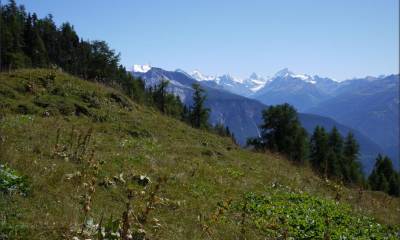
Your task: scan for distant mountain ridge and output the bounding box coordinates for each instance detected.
[132,65,398,170]
[131,66,387,172]
[306,74,399,169]
[190,70,268,97]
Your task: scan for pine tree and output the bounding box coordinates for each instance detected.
[291,126,309,164]
[37,14,59,65]
[309,126,329,175]
[181,105,190,123]
[190,83,210,129]
[342,132,363,184]
[327,127,343,178]
[153,79,169,113]
[259,103,308,163]
[368,154,400,196]
[31,29,48,67]
[1,0,29,69]
[59,22,79,73]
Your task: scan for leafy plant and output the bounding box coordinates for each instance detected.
[229,187,400,239]
[0,164,30,196]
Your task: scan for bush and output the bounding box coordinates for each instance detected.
[229,188,400,239]
[0,164,30,196]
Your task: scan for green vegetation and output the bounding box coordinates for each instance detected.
[369,154,400,197]
[259,103,308,163]
[0,164,29,196]
[0,0,236,142]
[230,187,398,239]
[0,69,399,239]
[148,79,185,118]
[249,103,400,197]
[310,126,364,185]
[249,104,367,186]
[0,0,399,238]
[211,123,237,145]
[189,83,210,129]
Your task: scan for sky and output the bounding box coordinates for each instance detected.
[15,0,399,80]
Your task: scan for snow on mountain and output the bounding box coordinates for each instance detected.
[131,65,347,98]
[245,72,269,92]
[132,64,151,73]
[189,70,268,96]
[273,68,316,84]
[191,70,217,82]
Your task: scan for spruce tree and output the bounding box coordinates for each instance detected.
[327,127,344,178]
[291,126,308,164]
[190,83,210,129]
[309,126,329,173]
[369,154,400,196]
[153,79,169,113]
[260,103,308,163]
[342,132,363,184]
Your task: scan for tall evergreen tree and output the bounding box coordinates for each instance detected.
[309,126,330,175]
[291,126,309,164]
[190,83,210,129]
[164,94,184,118]
[327,127,343,178]
[368,154,400,196]
[31,29,48,67]
[181,105,190,123]
[259,103,308,163]
[153,79,169,113]
[37,14,59,64]
[1,0,28,69]
[342,132,363,184]
[58,22,79,73]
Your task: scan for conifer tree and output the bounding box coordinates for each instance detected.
[290,126,309,164]
[342,132,363,184]
[190,83,210,129]
[259,103,308,163]
[310,126,330,175]
[327,127,343,178]
[369,154,400,196]
[153,79,169,113]
[181,105,190,123]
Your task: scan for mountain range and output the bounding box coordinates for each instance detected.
[186,66,400,171]
[131,65,397,172]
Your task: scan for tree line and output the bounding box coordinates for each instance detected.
[248,103,400,196]
[0,0,236,143]
[5,1,394,195]
[0,0,144,98]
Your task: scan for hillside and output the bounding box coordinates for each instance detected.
[1,69,399,239]
[132,67,383,172]
[179,67,398,170]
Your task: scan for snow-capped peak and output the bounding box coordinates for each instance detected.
[249,72,261,80]
[274,68,315,84]
[132,64,151,73]
[274,68,294,78]
[191,70,216,81]
[219,74,244,84]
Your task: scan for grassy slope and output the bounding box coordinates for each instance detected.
[0,69,399,239]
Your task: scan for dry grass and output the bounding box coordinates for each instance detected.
[0,69,399,239]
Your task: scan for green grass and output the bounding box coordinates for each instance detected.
[230,187,399,239]
[0,69,399,239]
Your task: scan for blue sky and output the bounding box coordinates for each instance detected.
[16,0,399,80]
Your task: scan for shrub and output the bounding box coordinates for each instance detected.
[0,164,30,196]
[227,187,400,239]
